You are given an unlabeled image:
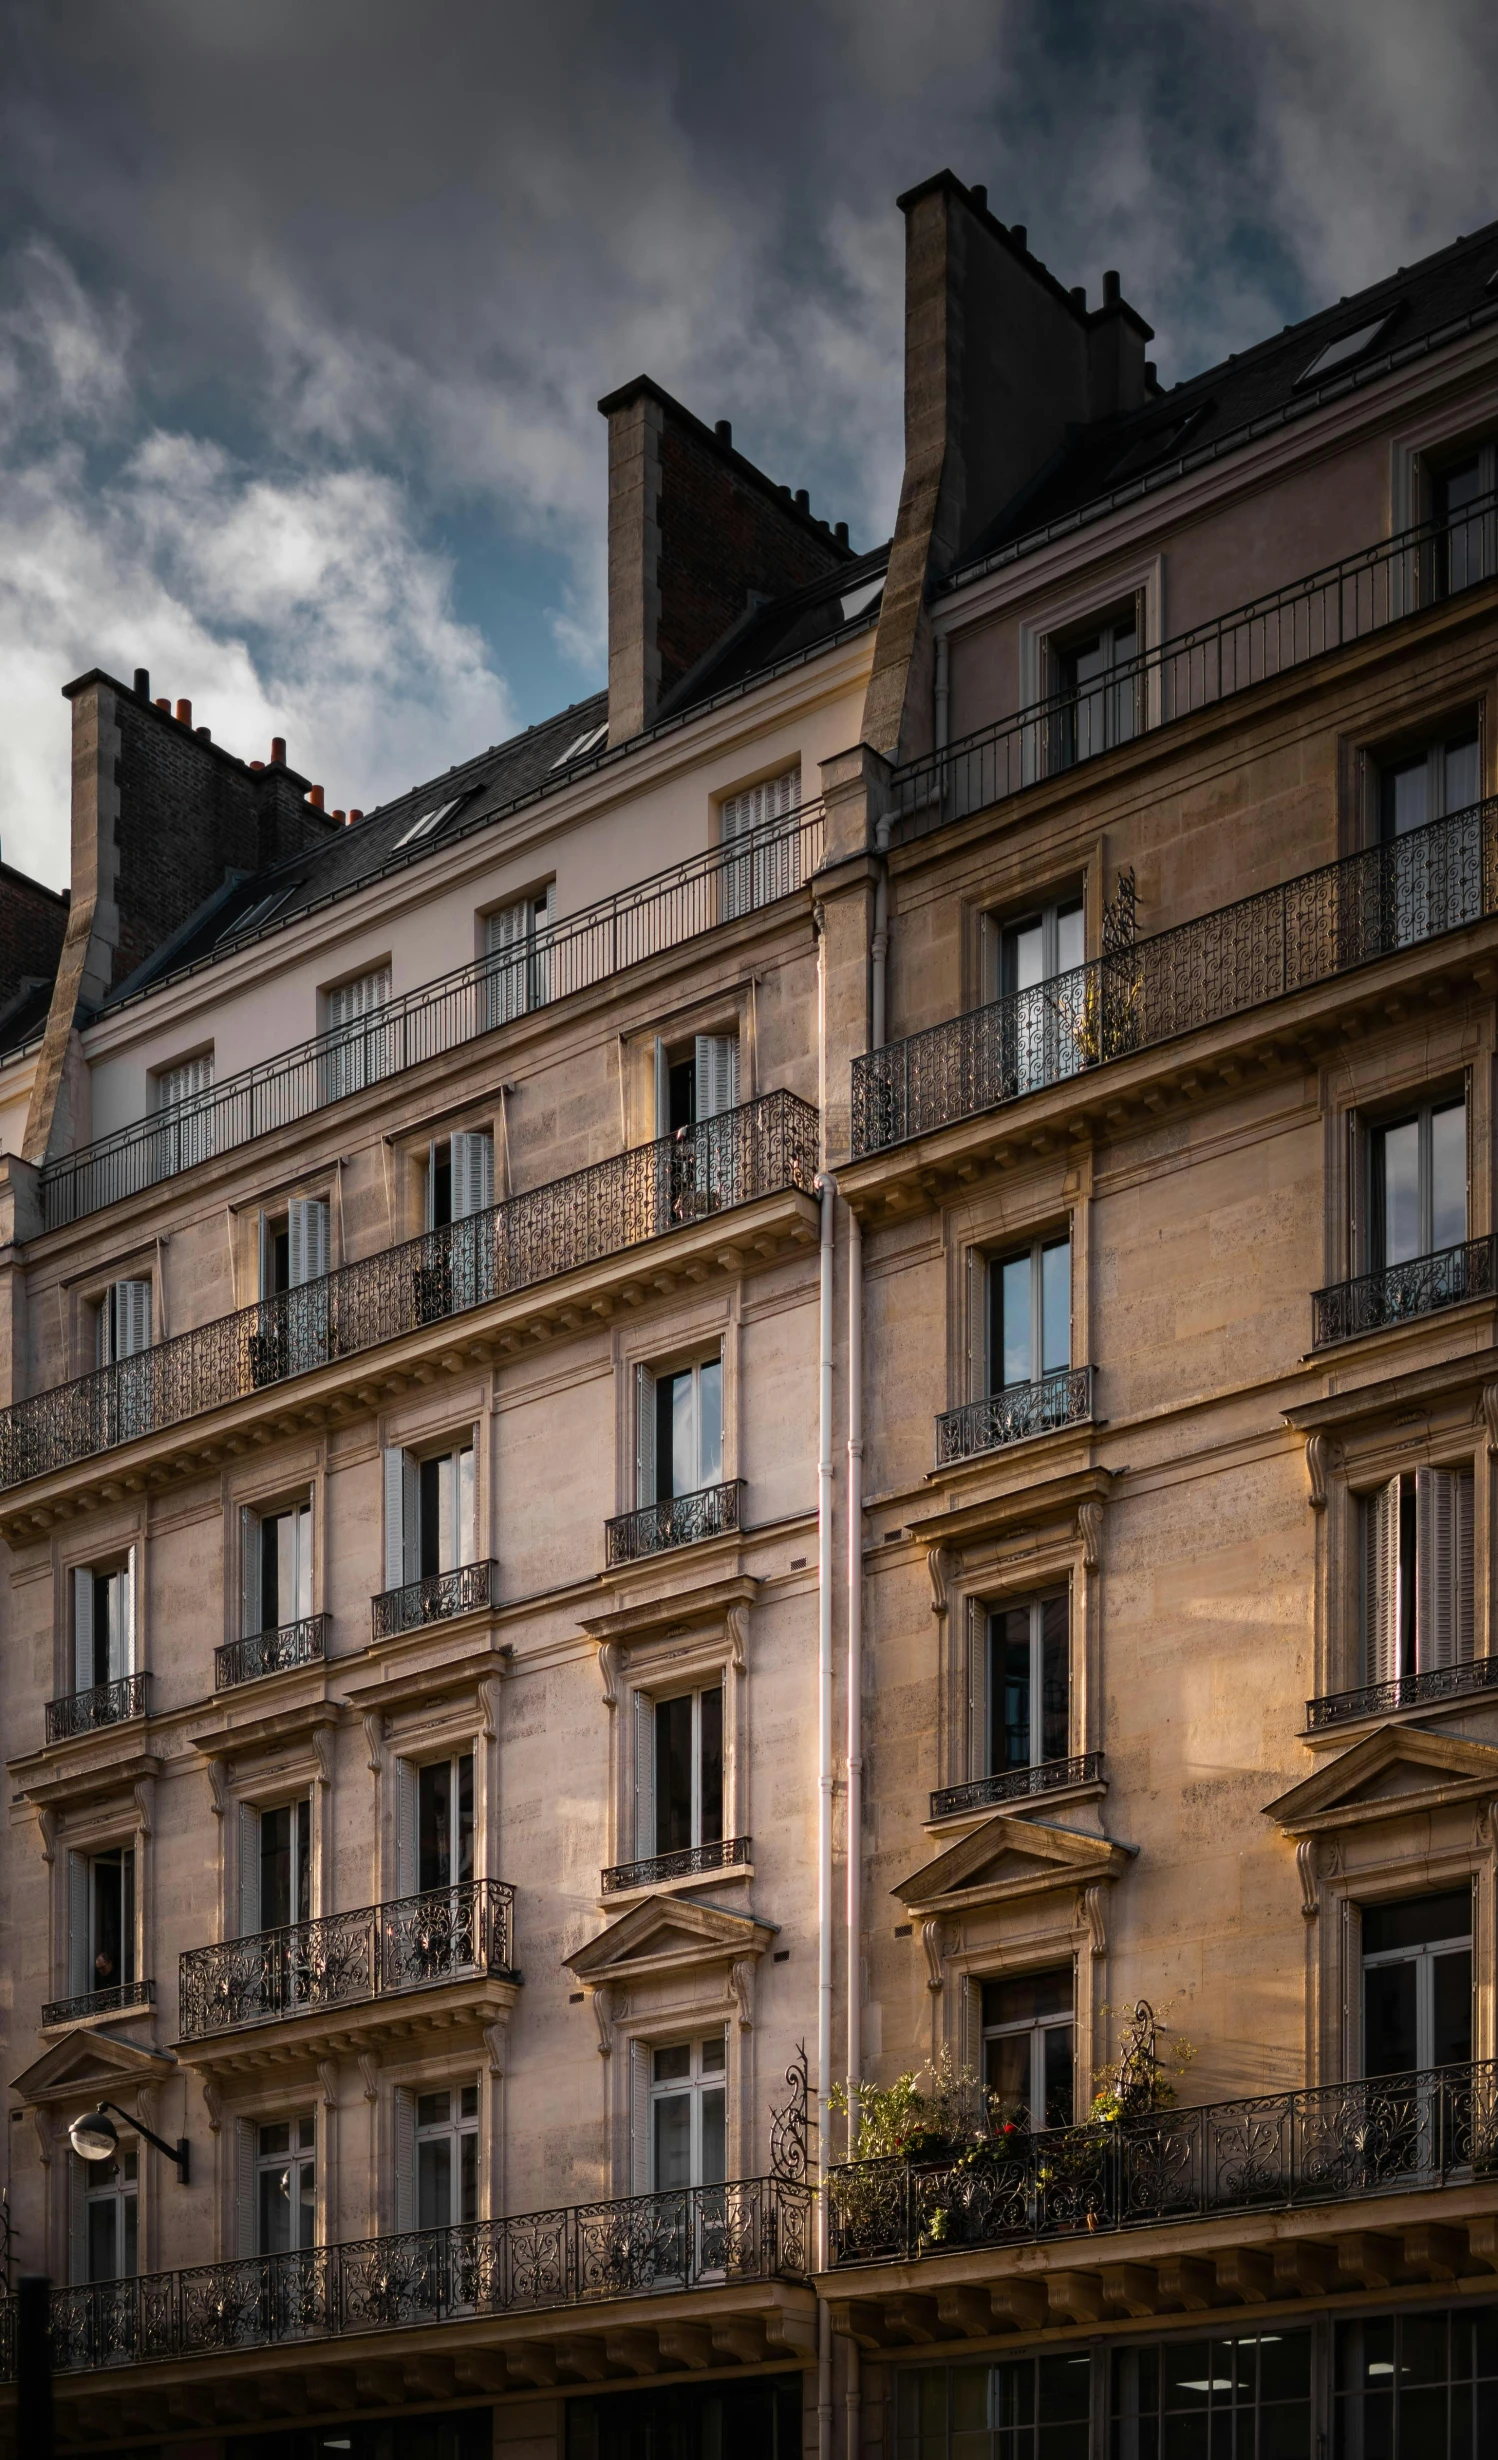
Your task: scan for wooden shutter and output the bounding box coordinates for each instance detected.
[288,1197,330,1288]
[403,1453,421,1584]
[967,1251,990,1402]
[235,2119,257,2257]
[1362,1478,1401,1686]
[633,1691,655,1860]
[241,1508,263,1638]
[383,1449,408,1591]
[459,1444,475,1566]
[73,1566,94,1692]
[119,1280,151,1358]
[653,1037,669,1137]
[966,1600,989,1781]
[1455,1470,1475,1662]
[67,1852,90,1996]
[451,1132,494,1221]
[395,2088,416,2232]
[239,1804,260,1936]
[694,1035,738,1121]
[396,1759,418,1896]
[635,1367,657,1509]
[629,2040,652,2194]
[1416,1467,1476,1670]
[294,1504,313,1621]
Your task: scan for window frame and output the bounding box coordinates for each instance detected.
[411,2079,480,2230]
[1366,1090,1469,1271]
[632,1680,726,1862]
[1046,595,1144,772]
[979,1962,1077,2131]
[970,1232,1072,1400]
[970,1588,1072,1782]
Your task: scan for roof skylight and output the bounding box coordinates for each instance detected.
[550,722,609,770]
[394,797,463,847]
[1297,315,1393,386]
[217,885,296,944]
[839,577,884,623]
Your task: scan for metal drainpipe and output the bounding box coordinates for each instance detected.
[844,1195,863,2459]
[816,1168,837,2456]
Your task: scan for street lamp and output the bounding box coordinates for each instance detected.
[67,2101,190,2185]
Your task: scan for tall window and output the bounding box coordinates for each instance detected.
[1362,1889,1472,2077]
[648,2034,726,2191]
[322,965,391,1099]
[1051,608,1138,769]
[383,1442,476,1590]
[241,1502,312,1637]
[1431,438,1496,594]
[485,886,555,1027]
[255,2115,315,2253]
[70,1555,135,1694]
[996,898,1085,1001]
[412,2084,479,2229]
[397,1750,476,1895]
[969,1594,1069,1779]
[72,2141,137,2286]
[259,1197,329,1298]
[720,764,801,919]
[656,1033,739,1135]
[987,1238,1070,1393]
[426,1131,495,1229]
[97,1279,151,1366]
[1360,1467,1474,1684]
[981,1969,1074,2131]
[239,1797,311,1934]
[1379,722,1481,838]
[67,1847,135,1999]
[634,1685,723,1861]
[1369,1096,1466,1268]
[637,1356,723,1504]
[154,1051,215,1166]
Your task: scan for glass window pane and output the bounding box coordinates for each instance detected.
[698,1358,723,1486]
[1056,902,1085,976]
[1388,758,1431,837]
[259,2158,292,2254]
[418,1759,451,1890]
[1040,1241,1071,1375]
[1363,1959,1418,2075]
[699,1687,723,1846]
[653,2091,691,2190]
[1043,2022,1075,2128]
[1444,733,1481,814]
[1376,1118,1421,1265]
[1041,1595,1070,1762]
[999,1253,1033,1387]
[1430,1102,1467,1252]
[700,2033,727,2075]
[86,2199,117,2283]
[656,1695,694,1854]
[416,2092,450,2129]
[984,1968,1073,2027]
[700,2086,727,2185]
[459,2084,478,2120]
[1433,1948,1473,2065]
[653,2044,691,2083]
[456,1751,474,1883]
[460,2131,478,2224]
[1362,1890,1472,1955]
[1000,1624,1032,1769]
[297,2155,316,2249]
[417,2136,451,2230]
[1002,917,1046,996]
[670,1368,696,1499]
[123,2192,137,2280]
[984,2028,1031,2119]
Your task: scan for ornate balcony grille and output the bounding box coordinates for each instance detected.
[936,1368,1093,1465]
[828,2057,1498,2267]
[25,2175,811,2377]
[605,1478,745,1566]
[1312,1234,1498,1347]
[0,1093,817,1496]
[44,1671,151,1744]
[1307,1657,1498,1731]
[371,1562,498,1642]
[853,796,1498,1155]
[887,490,1498,847]
[930,1753,1103,1822]
[42,804,826,1232]
[215,1615,328,1691]
[602,1835,752,1894]
[42,1978,155,2028]
[178,1878,515,2041]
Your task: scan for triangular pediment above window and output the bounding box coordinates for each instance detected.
[564,1892,777,1983]
[1264,1727,1498,1836]
[893,1813,1135,1916]
[13,2026,177,2108]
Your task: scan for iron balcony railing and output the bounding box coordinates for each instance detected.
[887,490,1498,845]
[215,1614,328,1692]
[828,2056,1498,2268]
[26,2175,811,2379]
[930,1753,1104,1822]
[853,795,1498,1156]
[178,1878,515,2041]
[1312,1233,1498,1347]
[43,803,826,1233]
[0,1093,817,1495]
[1307,1657,1498,1732]
[42,1977,155,2029]
[936,1367,1093,1465]
[605,1478,746,1566]
[602,1836,753,1894]
[44,1670,151,1744]
[371,1561,498,1641]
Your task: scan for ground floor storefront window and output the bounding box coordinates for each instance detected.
[567,2373,803,2458]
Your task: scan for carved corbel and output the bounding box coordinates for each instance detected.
[483,2017,511,2079]
[1305,1432,1333,1512]
[34,1803,55,1866]
[729,1958,754,2033]
[1473,1797,1498,1850]
[132,1778,154,1840]
[927,1547,953,1622]
[1080,1883,1107,1956]
[136,2083,159,2141]
[362,1713,385,1777]
[311,1727,335,1793]
[201,2080,223,2135]
[590,1985,616,2058]
[1297,1838,1320,1920]
[1077,1500,1103,1571]
[921,1919,945,1995]
[30,2107,53,2168]
[206,1762,228,1822]
[357,2055,379,2106]
[480,1677,502,1744]
[317,2059,340,2113]
[598,1643,622,1711]
[1483,1384,1498,1454]
[726,1604,748,1676]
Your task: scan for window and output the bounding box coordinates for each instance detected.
[397,1750,475,1895]
[550,722,607,770]
[969,1592,1069,1780]
[995,897,1085,1001]
[981,1968,1074,2131]
[426,1131,495,1229]
[251,2114,315,2253]
[71,2141,137,2286]
[259,1196,330,1297]
[394,797,463,847]
[1379,721,1481,838]
[322,965,391,1099]
[410,2084,479,2228]
[241,1501,312,1637]
[634,1685,723,1861]
[1362,1888,1472,2077]
[239,1797,311,1935]
[636,1356,723,1505]
[484,886,555,1027]
[643,2034,727,2191]
[656,1034,739,1136]
[720,764,801,918]
[1335,2306,1498,2453]
[1050,607,1138,769]
[383,1441,476,1592]
[1112,2331,1312,2456]
[1360,1467,1474,1684]
[67,1846,135,1999]
[96,1279,151,1366]
[154,1052,215,1166]
[1299,316,1392,385]
[1369,1096,1466,1268]
[982,1237,1070,1394]
[895,2355,1092,2460]
[1431,436,1497,594]
[70,1554,135,1694]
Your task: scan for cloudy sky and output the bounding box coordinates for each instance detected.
[0,0,1494,884]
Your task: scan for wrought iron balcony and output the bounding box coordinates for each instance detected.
[0,1092,817,1495]
[23,2173,810,2379]
[930,1753,1103,1822]
[42,1977,155,2029]
[936,1367,1093,1464]
[371,1561,497,1641]
[853,795,1498,1156]
[602,1835,752,1894]
[42,802,825,1232]
[1308,1657,1498,1731]
[44,1670,151,1744]
[178,1878,515,2041]
[215,1614,328,1691]
[605,1479,745,1566]
[887,488,1498,846]
[1312,1233,1498,1347]
[829,2056,1498,2268]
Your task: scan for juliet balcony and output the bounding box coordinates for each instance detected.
[215,1614,328,1692]
[605,1479,746,1566]
[936,1367,1094,1467]
[929,1752,1103,1822]
[0,1092,818,1502]
[1312,1234,1498,1347]
[41,1977,156,2030]
[371,1561,498,1640]
[1307,1658,1498,1732]
[44,1671,151,1744]
[602,1836,753,1895]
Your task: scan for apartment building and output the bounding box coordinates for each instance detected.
[1,168,1498,2460]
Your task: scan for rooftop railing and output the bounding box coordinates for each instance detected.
[886,492,1498,846]
[25,2174,811,2378]
[852,796,1497,1156]
[42,801,825,1232]
[828,2057,1498,2267]
[0,1091,818,1494]
[179,1878,515,2041]
[1312,1233,1498,1347]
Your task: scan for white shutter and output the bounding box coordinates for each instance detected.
[966,1601,988,1781]
[288,1198,329,1288]
[68,1852,91,1996]
[241,1508,263,1638]
[396,1759,418,1897]
[239,1804,260,1936]
[694,1035,738,1122]
[118,1280,152,1358]
[235,2119,257,2257]
[721,766,800,839]
[629,2040,653,2194]
[451,1133,494,1221]
[73,1566,95,1692]
[328,967,389,1027]
[633,1691,655,1860]
[295,1504,313,1621]
[635,1366,657,1509]
[68,2154,88,2285]
[1362,1478,1401,1687]
[653,1038,669,1138]
[485,899,531,1026]
[967,1251,990,1402]
[395,2088,416,2232]
[383,1449,408,1592]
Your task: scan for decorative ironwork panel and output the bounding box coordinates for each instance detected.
[41,1977,154,2028]
[0,1092,818,1494]
[936,1368,1093,1465]
[178,1879,513,2039]
[376,1877,515,1993]
[605,1478,745,1566]
[769,2043,811,2185]
[215,1614,328,1691]
[371,1561,498,1641]
[45,1671,151,1743]
[602,1834,752,1893]
[1308,1655,1498,1729]
[930,1753,1104,1822]
[1312,1233,1498,1347]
